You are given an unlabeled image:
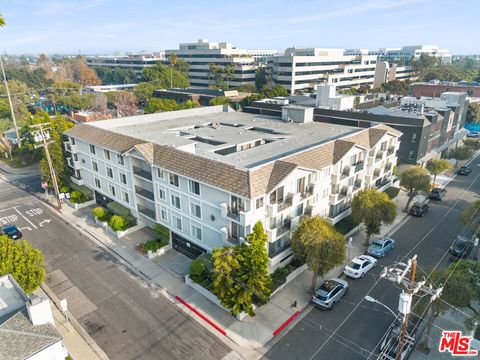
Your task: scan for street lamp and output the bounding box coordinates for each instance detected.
[364,295,398,318]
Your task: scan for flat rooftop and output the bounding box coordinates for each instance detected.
[0,275,27,322]
[91,106,358,169]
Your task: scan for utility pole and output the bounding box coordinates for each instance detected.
[379,255,442,360]
[31,123,62,211]
[0,55,21,147]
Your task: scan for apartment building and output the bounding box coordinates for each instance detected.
[165,39,277,88]
[65,106,400,270]
[86,53,166,80]
[372,60,417,88]
[267,47,379,94]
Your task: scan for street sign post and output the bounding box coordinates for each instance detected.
[41,182,48,200]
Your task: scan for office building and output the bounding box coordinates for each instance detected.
[372,61,417,88]
[411,81,480,98]
[153,88,250,107]
[165,39,277,88]
[65,106,400,269]
[351,45,452,64]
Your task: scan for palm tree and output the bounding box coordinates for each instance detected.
[168,53,177,88]
[0,14,5,27]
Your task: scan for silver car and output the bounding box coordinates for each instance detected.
[312,278,349,309]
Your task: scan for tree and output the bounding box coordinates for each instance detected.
[416,262,480,351]
[0,13,5,27]
[0,235,46,295]
[208,63,225,89]
[141,63,189,88]
[400,166,431,211]
[351,189,397,246]
[144,98,198,114]
[463,139,480,151]
[0,134,13,159]
[64,57,100,86]
[291,216,346,291]
[237,84,257,93]
[460,199,480,229]
[225,64,235,89]
[426,158,452,185]
[467,102,480,124]
[211,221,271,316]
[209,97,231,106]
[448,146,474,160]
[168,53,177,89]
[255,67,266,90]
[108,91,138,117]
[0,80,32,127]
[133,81,162,104]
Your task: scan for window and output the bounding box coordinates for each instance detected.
[296,203,304,217]
[256,197,264,209]
[89,144,96,154]
[408,150,414,160]
[94,178,101,188]
[117,154,124,165]
[92,161,98,172]
[191,224,202,241]
[158,187,166,201]
[157,169,164,179]
[109,185,116,196]
[350,154,357,166]
[411,133,417,143]
[169,173,179,187]
[120,173,127,185]
[122,192,129,203]
[171,194,181,209]
[107,167,113,178]
[190,203,201,219]
[104,149,110,160]
[189,180,200,195]
[71,138,76,145]
[160,207,167,221]
[172,214,182,230]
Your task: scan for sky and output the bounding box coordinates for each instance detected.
[0,0,479,55]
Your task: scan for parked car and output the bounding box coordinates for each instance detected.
[312,278,349,309]
[466,131,480,138]
[429,188,447,200]
[0,225,22,240]
[449,236,474,259]
[409,202,429,217]
[343,255,377,278]
[457,165,472,175]
[367,237,396,258]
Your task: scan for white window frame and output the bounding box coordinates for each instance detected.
[169,173,179,187]
[109,185,116,196]
[117,154,124,165]
[92,161,98,172]
[191,223,202,242]
[158,187,166,201]
[189,180,200,196]
[104,149,111,160]
[190,202,201,219]
[107,167,113,178]
[94,178,101,189]
[120,172,127,185]
[89,144,96,154]
[157,169,165,179]
[172,213,182,230]
[122,192,129,203]
[171,194,181,209]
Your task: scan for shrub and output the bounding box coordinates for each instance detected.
[106,201,136,226]
[153,223,170,243]
[189,259,206,283]
[108,215,129,231]
[384,187,400,199]
[448,146,474,160]
[70,184,93,200]
[69,190,84,204]
[189,253,213,288]
[270,267,290,292]
[60,186,70,193]
[92,207,109,222]
[334,215,359,235]
[463,139,480,151]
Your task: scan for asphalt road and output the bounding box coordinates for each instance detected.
[0,176,231,360]
[264,157,480,360]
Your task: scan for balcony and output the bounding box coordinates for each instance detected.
[354,161,365,173]
[375,151,384,161]
[354,178,362,190]
[71,175,84,186]
[276,218,292,237]
[63,141,77,153]
[134,186,154,201]
[227,208,241,222]
[132,166,152,181]
[137,205,156,220]
[227,236,242,245]
[387,145,396,156]
[373,168,381,178]
[385,162,393,171]
[341,166,351,179]
[277,195,294,212]
[300,184,315,199]
[304,206,313,216]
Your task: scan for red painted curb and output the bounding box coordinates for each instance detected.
[273,311,300,336]
[175,295,227,336]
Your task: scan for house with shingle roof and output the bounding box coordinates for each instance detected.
[65,105,401,269]
[0,275,67,360]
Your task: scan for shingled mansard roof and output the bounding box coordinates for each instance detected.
[66,123,401,198]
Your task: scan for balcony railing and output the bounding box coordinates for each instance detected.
[301,184,315,199]
[341,166,351,178]
[304,206,313,216]
[387,146,396,155]
[134,186,154,201]
[276,219,292,237]
[375,151,384,161]
[354,161,365,173]
[385,162,393,171]
[227,236,241,245]
[137,205,156,220]
[373,168,381,177]
[277,195,293,212]
[354,179,362,189]
[132,166,152,181]
[227,208,241,221]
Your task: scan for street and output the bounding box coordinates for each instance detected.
[0,175,231,360]
[264,157,480,360]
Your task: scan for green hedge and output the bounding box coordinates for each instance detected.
[70,183,93,201]
[334,215,359,235]
[108,215,129,231]
[153,223,170,243]
[384,187,400,199]
[106,201,136,226]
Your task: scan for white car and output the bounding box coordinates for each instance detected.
[343,255,377,278]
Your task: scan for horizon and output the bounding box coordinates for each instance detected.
[0,0,479,56]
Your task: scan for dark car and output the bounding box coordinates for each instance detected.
[449,236,474,259]
[429,188,447,200]
[410,202,429,217]
[457,165,472,175]
[0,225,23,240]
[312,278,349,309]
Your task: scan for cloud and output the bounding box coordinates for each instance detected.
[286,0,431,24]
[36,0,108,16]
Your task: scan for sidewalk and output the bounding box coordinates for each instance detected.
[51,188,417,355]
[33,287,103,360]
